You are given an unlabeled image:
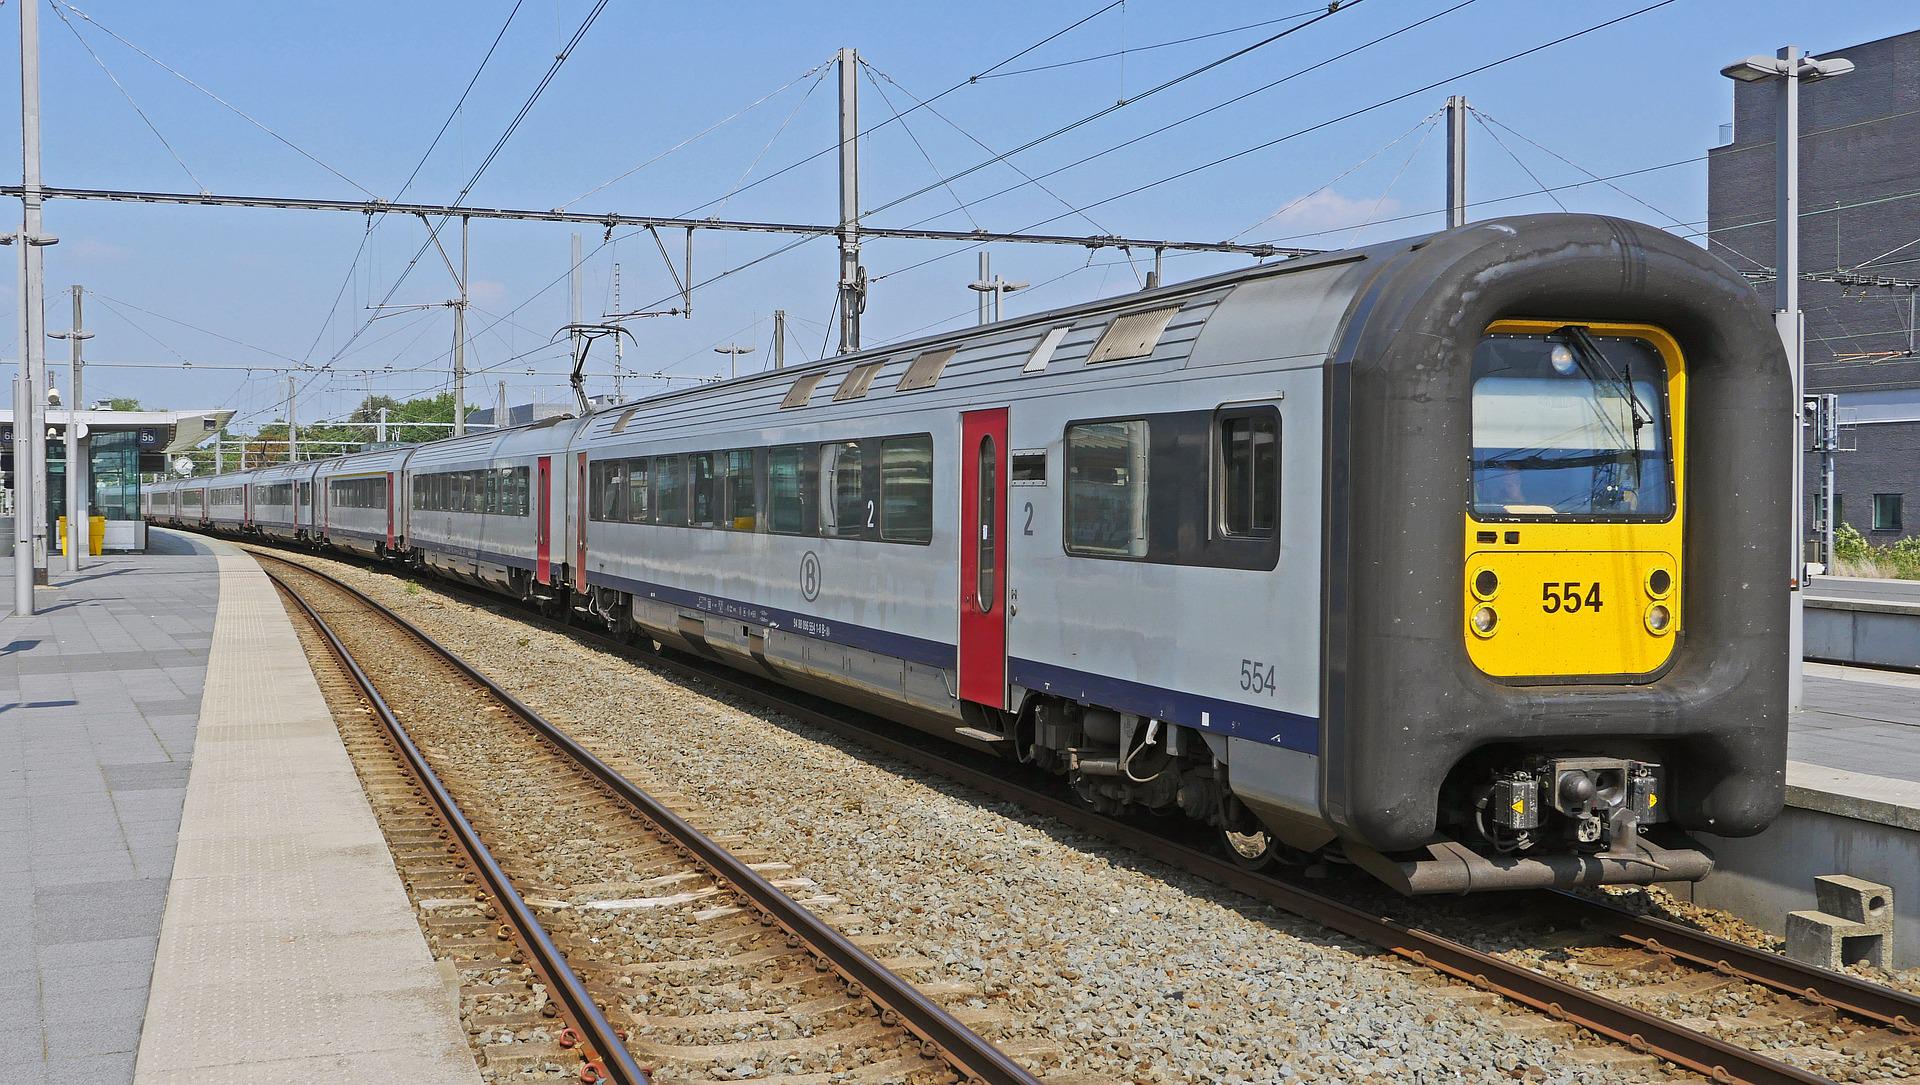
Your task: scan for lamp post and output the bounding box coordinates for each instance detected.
[968,251,1028,324]
[1721,45,1853,712]
[48,285,91,573]
[713,343,755,379]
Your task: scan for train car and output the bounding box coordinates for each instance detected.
[162,214,1789,894]
[178,478,209,527]
[315,446,410,558]
[539,213,1787,893]
[405,416,577,598]
[206,474,250,532]
[249,461,322,543]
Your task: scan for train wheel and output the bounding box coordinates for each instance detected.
[1222,827,1277,871]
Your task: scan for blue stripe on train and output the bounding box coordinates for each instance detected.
[583,568,957,669]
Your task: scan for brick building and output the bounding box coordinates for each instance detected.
[1708,29,1920,550]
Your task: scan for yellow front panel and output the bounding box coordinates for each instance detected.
[1464,548,1678,677]
[1464,321,1685,681]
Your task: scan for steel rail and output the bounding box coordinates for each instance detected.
[607,654,1837,1085]
[241,541,1842,1085]
[1549,891,1920,1035]
[264,564,648,1085]
[254,550,1040,1085]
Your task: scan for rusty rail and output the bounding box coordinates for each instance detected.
[257,550,1039,1085]
[267,566,649,1085]
[241,539,1849,1084]
[1550,891,1920,1034]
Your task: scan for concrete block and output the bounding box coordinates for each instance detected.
[1786,875,1893,970]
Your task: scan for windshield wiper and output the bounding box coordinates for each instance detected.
[1558,326,1653,493]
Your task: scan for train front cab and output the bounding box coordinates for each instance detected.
[1324,215,1790,893]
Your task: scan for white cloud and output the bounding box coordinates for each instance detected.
[470,279,509,306]
[1255,189,1403,237]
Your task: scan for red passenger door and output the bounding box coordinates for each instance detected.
[385,472,396,551]
[535,455,552,585]
[574,452,589,593]
[958,408,1009,708]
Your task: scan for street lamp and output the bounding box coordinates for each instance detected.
[968,250,1028,325]
[714,343,756,379]
[1720,45,1851,713]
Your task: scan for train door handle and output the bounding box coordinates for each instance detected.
[1009,587,1018,617]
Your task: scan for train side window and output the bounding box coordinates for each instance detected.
[655,454,687,525]
[1064,420,1150,558]
[1217,409,1279,539]
[880,435,933,543]
[819,441,867,538]
[624,458,650,523]
[688,453,718,527]
[768,445,811,535]
[724,450,756,530]
[591,460,624,522]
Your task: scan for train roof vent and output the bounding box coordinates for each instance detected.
[833,359,888,401]
[896,347,955,391]
[781,371,830,409]
[1021,327,1070,373]
[1087,305,1181,364]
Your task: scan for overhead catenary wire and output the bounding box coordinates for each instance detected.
[672,1,1127,219]
[1229,111,1442,242]
[860,60,1116,238]
[861,65,980,232]
[856,0,1367,226]
[867,0,1677,290]
[48,2,208,193]
[559,58,837,211]
[296,0,526,388]
[878,0,1479,241]
[57,0,377,197]
[260,0,612,432]
[974,7,1332,80]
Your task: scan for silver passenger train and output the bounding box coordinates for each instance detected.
[148,215,1792,893]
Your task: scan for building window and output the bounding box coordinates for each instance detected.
[1065,420,1149,557]
[1218,410,1279,538]
[880,435,933,543]
[1873,493,1903,532]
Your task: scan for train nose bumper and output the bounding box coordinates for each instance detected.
[1343,835,1713,895]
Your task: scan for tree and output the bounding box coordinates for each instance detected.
[106,396,142,411]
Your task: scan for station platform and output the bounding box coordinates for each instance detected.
[1690,661,1920,968]
[1,531,478,1084]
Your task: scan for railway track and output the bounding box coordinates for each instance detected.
[258,550,1043,1085]
[243,541,1920,1085]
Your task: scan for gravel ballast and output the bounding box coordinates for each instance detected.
[268,550,1686,1084]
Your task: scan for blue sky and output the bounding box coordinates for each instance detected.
[2,0,1913,432]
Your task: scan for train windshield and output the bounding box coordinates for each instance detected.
[1470,330,1673,520]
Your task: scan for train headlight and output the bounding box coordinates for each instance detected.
[1645,603,1672,635]
[1472,568,1499,600]
[1471,605,1499,636]
[1646,568,1673,598]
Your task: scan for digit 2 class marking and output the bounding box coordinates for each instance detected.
[1540,581,1604,614]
